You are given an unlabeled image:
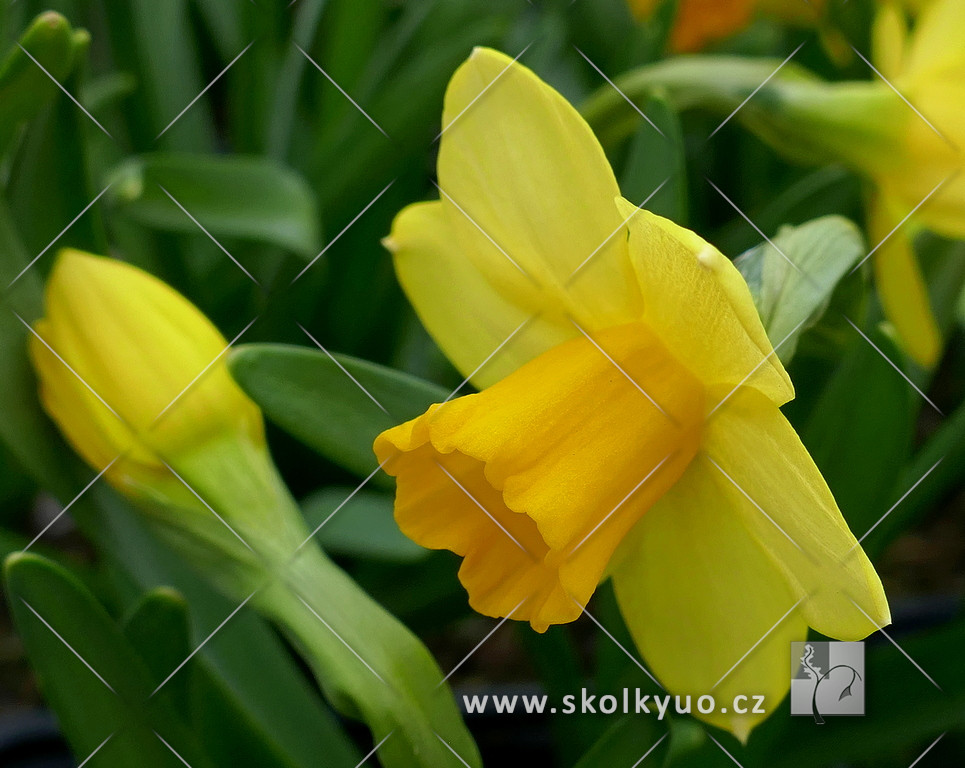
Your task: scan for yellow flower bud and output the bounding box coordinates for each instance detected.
[29,249,264,500]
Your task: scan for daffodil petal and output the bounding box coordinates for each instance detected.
[611,454,808,742]
[901,0,965,82]
[385,201,572,387]
[617,199,794,405]
[376,322,704,631]
[31,249,263,493]
[435,47,642,385]
[868,196,941,367]
[702,388,891,639]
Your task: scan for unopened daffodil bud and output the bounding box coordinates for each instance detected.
[376,48,889,740]
[28,250,287,556]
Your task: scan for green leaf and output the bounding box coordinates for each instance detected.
[91,488,361,768]
[0,12,79,157]
[573,716,667,768]
[868,396,965,553]
[8,29,107,260]
[619,93,687,223]
[804,329,916,551]
[107,153,322,259]
[4,553,213,768]
[735,216,865,363]
[123,588,192,711]
[754,619,965,767]
[101,0,213,151]
[229,343,448,483]
[302,487,427,562]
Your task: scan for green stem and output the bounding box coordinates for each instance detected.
[581,55,904,171]
[256,544,481,768]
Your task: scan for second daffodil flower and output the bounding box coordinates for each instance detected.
[375,48,890,740]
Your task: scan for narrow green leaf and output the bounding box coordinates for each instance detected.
[0,12,78,157]
[619,93,687,223]
[102,0,213,151]
[735,216,865,363]
[804,330,916,549]
[8,29,106,259]
[108,153,321,259]
[123,588,192,711]
[228,344,448,482]
[4,553,213,768]
[302,487,426,562]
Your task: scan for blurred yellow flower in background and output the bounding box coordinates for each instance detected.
[376,48,889,740]
[29,249,265,501]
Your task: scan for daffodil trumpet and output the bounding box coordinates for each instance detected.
[375,47,889,740]
[29,249,480,768]
[586,0,965,368]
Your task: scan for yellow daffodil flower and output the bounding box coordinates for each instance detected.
[857,0,965,367]
[375,48,889,740]
[628,0,823,53]
[29,249,266,504]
